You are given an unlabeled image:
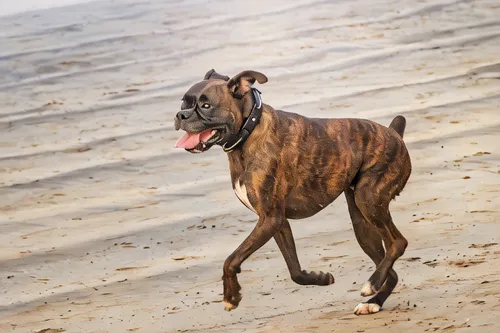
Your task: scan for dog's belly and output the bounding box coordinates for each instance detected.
[283,163,352,219]
[284,189,343,219]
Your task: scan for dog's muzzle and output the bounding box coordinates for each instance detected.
[174,107,224,153]
[174,107,195,130]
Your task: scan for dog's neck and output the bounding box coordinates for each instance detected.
[222,88,263,153]
[225,106,276,188]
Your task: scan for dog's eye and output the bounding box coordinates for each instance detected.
[201,103,211,109]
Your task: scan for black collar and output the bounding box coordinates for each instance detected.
[222,88,263,153]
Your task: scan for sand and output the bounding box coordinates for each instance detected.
[1,0,499,332]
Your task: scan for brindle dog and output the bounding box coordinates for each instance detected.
[174,69,412,315]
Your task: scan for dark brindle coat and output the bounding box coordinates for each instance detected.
[174,69,412,315]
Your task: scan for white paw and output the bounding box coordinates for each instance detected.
[354,302,381,315]
[224,301,237,311]
[360,281,376,296]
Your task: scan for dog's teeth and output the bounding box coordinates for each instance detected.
[211,130,217,136]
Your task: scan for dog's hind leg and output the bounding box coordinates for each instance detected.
[351,166,409,303]
[274,219,335,286]
[345,187,399,315]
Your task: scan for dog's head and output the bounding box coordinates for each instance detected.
[174,69,268,153]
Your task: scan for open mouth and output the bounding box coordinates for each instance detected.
[175,128,223,153]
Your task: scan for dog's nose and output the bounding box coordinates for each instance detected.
[176,109,192,121]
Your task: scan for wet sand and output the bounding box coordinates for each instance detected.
[1,0,499,332]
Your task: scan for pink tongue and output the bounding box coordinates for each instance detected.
[175,129,213,149]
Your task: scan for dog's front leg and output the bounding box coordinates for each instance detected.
[274,219,335,286]
[222,214,283,311]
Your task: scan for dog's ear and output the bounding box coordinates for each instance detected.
[227,70,268,98]
[204,69,230,81]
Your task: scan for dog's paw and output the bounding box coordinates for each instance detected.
[353,302,381,315]
[223,294,242,312]
[360,281,377,296]
[224,301,238,311]
[320,271,335,285]
[292,270,335,286]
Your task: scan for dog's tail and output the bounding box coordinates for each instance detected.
[388,115,406,139]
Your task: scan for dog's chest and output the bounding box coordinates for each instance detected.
[233,179,257,214]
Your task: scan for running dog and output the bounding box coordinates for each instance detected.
[174,69,412,315]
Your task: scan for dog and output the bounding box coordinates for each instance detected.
[174,69,412,315]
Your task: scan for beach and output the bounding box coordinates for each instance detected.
[1,0,499,332]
